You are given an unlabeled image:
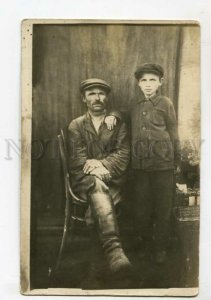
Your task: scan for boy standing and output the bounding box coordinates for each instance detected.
[131,63,180,263]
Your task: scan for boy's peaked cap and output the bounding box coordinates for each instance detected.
[134,63,164,80]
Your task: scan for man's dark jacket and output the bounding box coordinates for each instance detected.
[67,112,130,201]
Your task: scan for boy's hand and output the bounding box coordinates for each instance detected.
[83,159,103,174]
[104,116,117,130]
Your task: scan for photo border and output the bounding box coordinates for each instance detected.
[21,19,199,296]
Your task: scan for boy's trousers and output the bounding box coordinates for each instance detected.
[132,169,174,251]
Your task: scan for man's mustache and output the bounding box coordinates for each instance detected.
[92,101,104,105]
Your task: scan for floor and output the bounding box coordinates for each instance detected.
[30,210,199,290]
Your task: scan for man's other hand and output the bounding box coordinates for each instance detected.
[90,166,111,182]
[104,116,117,130]
[83,159,103,174]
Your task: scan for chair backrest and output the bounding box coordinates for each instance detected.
[52,129,87,275]
[58,129,69,185]
[58,128,87,222]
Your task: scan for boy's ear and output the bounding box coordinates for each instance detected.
[160,77,164,85]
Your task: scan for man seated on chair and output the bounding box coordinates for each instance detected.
[67,78,132,284]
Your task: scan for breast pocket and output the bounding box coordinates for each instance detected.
[152,109,165,126]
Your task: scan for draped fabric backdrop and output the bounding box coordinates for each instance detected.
[29,24,200,290]
[32,24,182,219]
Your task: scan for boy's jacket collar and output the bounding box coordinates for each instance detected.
[137,91,161,106]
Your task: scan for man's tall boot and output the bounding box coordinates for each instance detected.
[89,191,132,274]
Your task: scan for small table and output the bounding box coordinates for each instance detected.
[174,206,200,287]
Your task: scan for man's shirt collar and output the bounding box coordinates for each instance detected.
[84,111,107,136]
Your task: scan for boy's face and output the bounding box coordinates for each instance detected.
[138,73,163,98]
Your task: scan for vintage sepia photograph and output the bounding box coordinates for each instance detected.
[21,20,200,296]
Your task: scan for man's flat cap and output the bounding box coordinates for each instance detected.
[134,63,164,80]
[80,78,111,93]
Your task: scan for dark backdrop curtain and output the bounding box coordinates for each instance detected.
[31,24,182,217]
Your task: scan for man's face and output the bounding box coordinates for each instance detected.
[138,73,162,98]
[83,87,108,113]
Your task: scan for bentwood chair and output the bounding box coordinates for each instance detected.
[49,128,88,279]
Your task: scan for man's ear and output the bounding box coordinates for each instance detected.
[82,96,86,103]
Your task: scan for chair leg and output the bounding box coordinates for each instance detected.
[48,221,76,287]
[54,221,72,272]
[48,205,72,283]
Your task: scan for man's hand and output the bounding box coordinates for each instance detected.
[83,159,103,174]
[104,116,117,130]
[90,166,111,182]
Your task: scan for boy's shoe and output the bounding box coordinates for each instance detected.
[135,237,151,259]
[154,250,167,264]
[138,241,149,259]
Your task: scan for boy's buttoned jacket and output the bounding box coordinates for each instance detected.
[130,94,180,171]
[67,112,130,200]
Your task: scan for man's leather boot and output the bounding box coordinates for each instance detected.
[89,191,132,274]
